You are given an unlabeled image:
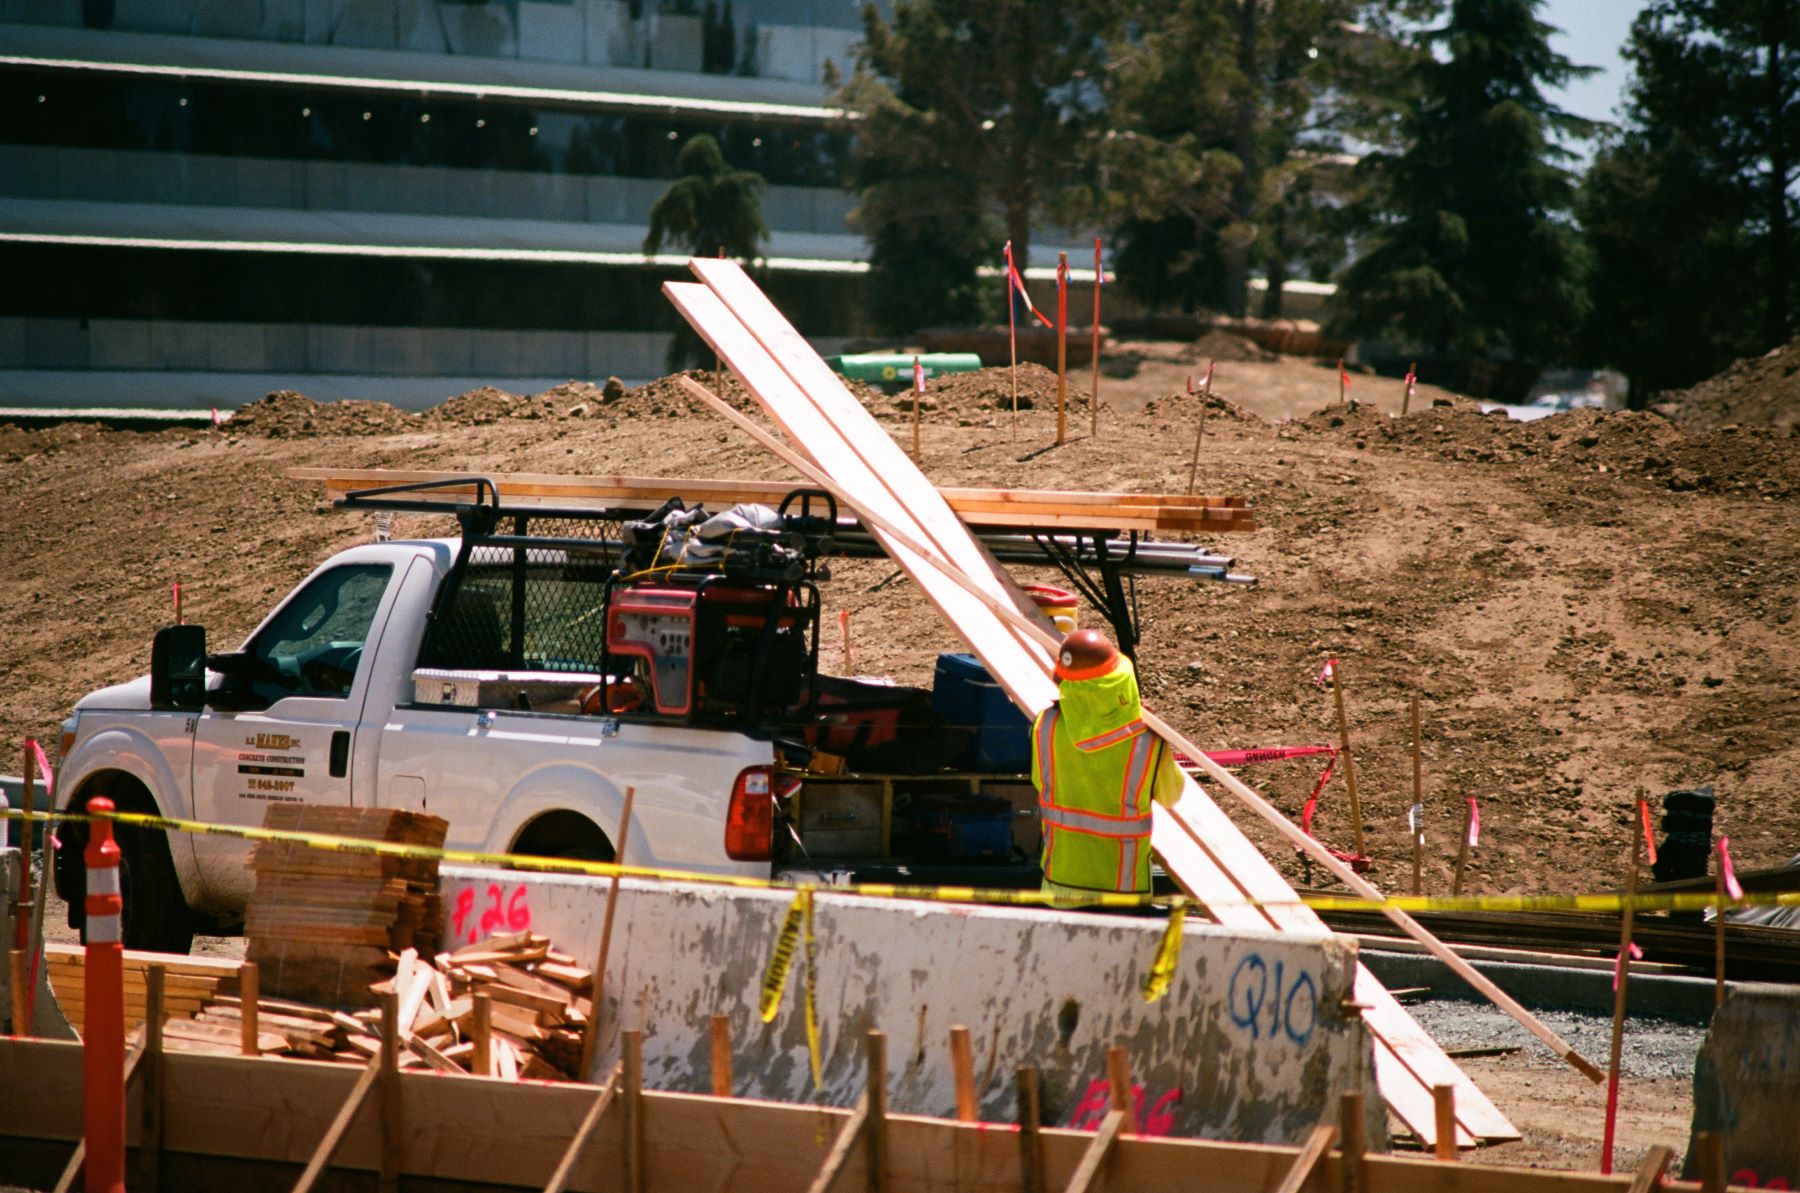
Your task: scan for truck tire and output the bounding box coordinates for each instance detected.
[115,822,195,955]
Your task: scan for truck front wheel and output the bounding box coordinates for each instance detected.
[115,822,195,955]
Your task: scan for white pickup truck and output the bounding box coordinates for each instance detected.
[61,478,1211,952]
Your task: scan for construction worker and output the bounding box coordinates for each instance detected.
[1032,629,1185,906]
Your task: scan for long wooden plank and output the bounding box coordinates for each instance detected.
[670,370,1501,1148]
[673,267,1520,1145]
[289,466,1250,514]
[671,276,1055,714]
[682,373,1512,1149]
[307,475,1251,536]
[664,283,1058,713]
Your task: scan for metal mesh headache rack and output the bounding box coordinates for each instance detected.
[337,475,830,727]
[333,473,1254,683]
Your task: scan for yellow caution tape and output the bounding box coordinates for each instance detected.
[801,887,822,1091]
[5,806,1797,918]
[1142,899,1188,1003]
[759,886,808,1023]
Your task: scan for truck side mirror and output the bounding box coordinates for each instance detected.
[150,624,207,711]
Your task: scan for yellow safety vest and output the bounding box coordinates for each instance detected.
[1032,702,1162,894]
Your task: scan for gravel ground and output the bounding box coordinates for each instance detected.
[1408,1000,1706,1081]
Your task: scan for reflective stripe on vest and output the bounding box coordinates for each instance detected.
[1073,719,1146,752]
[1036,705,1159,893]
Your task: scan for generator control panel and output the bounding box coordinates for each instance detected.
[606,587,697,714]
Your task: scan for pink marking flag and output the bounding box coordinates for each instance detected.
[1612,942,1643,992]
[1003,241,1053,330]
[26,738,54,798]
[1313,658,1336,689]
[1466,797,1481,847]
[913,357,925,394]
[1717,836,1744,901]
[1638,799,1658,867]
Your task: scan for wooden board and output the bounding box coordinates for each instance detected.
[0,1039,1670,1192]
[678,257,1515,1146]
[664,281,1059,715]
[289,466,1255,534]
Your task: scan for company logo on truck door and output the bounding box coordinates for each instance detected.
[245,733,300,751]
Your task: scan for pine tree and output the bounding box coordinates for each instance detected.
[841,0,1118,333]
[1097,1,1415,318]
[1580,0,1797,401]
[1332,0,1594,360]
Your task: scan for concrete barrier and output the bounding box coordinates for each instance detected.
[1682,985,1800,1187]
[0,846,77,1041]
[439,864,1379,1145]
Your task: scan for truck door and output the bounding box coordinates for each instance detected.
[188,562,398,912]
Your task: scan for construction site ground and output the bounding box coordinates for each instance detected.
[3,337,1796,1174]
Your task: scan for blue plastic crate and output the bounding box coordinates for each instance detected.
[931,652,1031,772]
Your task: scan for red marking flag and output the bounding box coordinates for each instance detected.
[1338,359,1352,391]
[1404,369,1417,403]
[1202,359,1215,392]
[1638,799,1658,867]
[913,357,925,394]
[1003,241,1053,330]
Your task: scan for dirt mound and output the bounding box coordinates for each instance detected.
[886,363,1071,421]
[1293,400,1800,498]
[1194,329,1277,364]
[1659,338,1800,434]
[228,390,417,437]
[422,386,559,426]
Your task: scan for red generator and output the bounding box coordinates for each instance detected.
[603,578,818,721]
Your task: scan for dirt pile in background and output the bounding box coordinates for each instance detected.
[1659,337,1800,434]
[2,347,1795,907]
[228,390,418,437]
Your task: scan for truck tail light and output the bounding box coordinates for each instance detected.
[725,766,799,861]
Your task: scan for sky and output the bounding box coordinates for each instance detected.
[1541,0,1651,128]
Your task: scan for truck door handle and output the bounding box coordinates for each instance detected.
[329,731,350,778]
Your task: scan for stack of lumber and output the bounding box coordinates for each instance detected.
[179,932,591,1080]
[244,805,447,1007]
[290,466,1257,534]
[44,942,236,1035]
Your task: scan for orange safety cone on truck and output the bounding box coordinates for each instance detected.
[82,797,127,1193]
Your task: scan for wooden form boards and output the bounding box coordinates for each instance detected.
[0,1039,1703,1193]
[287,466,1255,535]
[669,257,1515,1147]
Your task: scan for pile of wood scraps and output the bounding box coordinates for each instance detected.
[244,804,446,1007]
[170,932,592,1081]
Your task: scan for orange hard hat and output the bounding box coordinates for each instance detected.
[1054,628,1119,682]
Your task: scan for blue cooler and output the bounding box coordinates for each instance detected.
[931,652,1032,772]
[911,794,1015,861]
